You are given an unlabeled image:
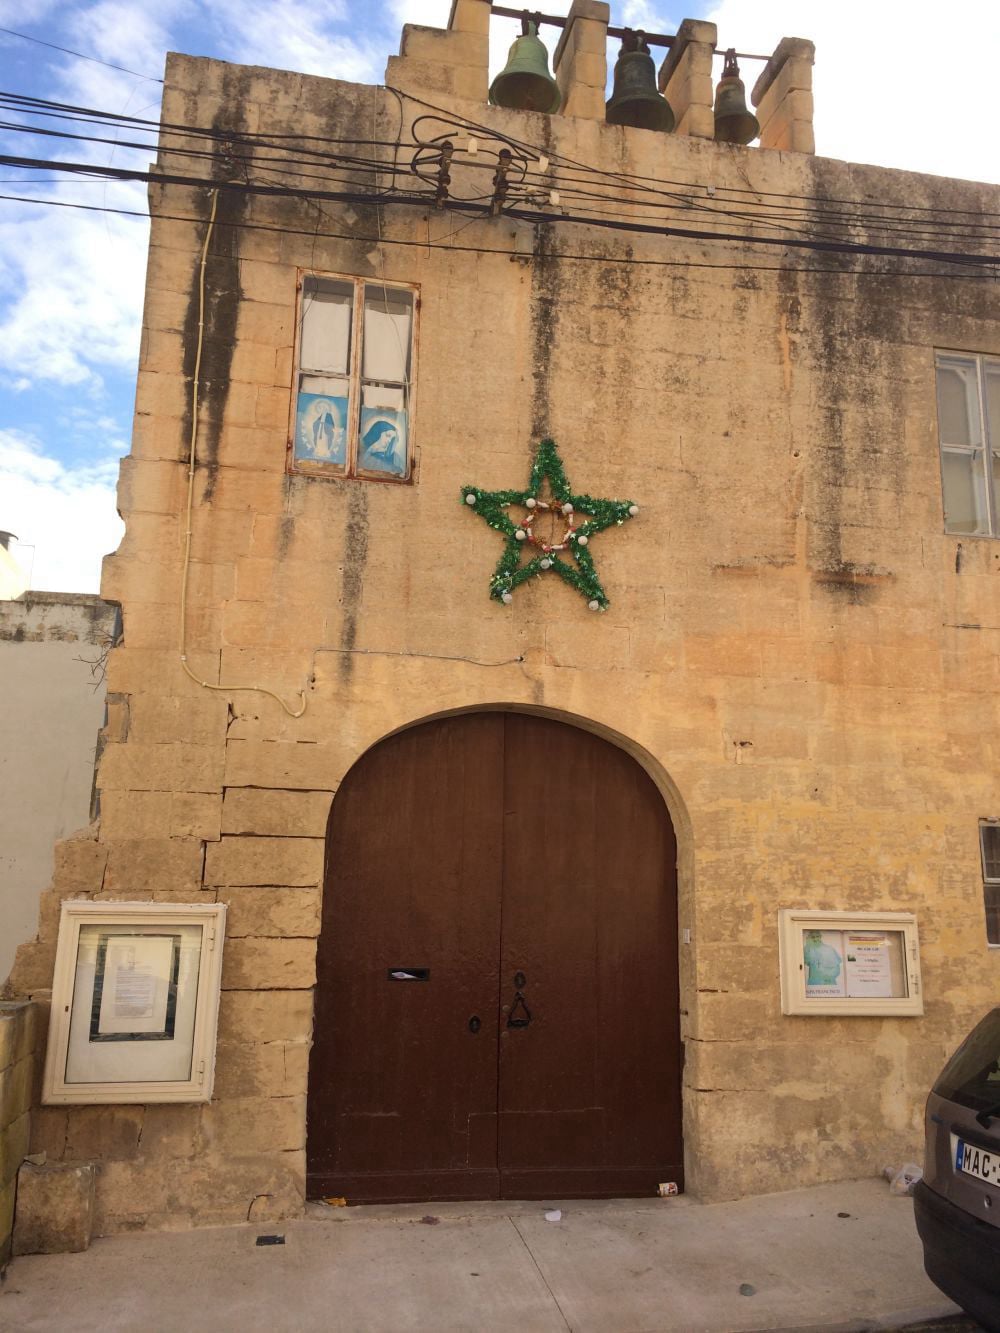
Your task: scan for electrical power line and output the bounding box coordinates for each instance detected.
[1,84,998,267]
[1,149,997,273]
[0,27,162,82]
[0,190,994,285]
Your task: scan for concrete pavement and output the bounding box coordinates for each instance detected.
[0,1178,973,1332]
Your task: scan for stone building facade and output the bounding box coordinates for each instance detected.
[4,0,999,1234]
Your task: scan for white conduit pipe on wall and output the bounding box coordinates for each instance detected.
[179,187,308,718]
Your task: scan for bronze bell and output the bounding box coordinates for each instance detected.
[606,30,674,132]
[489,20,561,115]
[714,49,760,145]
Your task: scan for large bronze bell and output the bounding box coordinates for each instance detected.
[714,49,760,145]
[489,21,561,114]
[606,30,674,132]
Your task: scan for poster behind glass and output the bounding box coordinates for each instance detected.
[358,387,408,477]
[65,923,205,1083]
[294,382,349,466]
[802,928,906,1001]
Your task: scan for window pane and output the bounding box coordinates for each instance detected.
[936,359,981,447]
[294,378,349,465]
[363,286,413,383]
[986,366,1000,531]
[985,364,1000,442]
[987,884,1000,947]
[983,824,1000,882]
[942,447,989,534]
[301,278,353,374]
[358,384,407,478]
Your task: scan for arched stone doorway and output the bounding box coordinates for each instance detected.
[307,710,682,1202]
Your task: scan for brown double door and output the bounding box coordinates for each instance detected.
[307,712,682,1202]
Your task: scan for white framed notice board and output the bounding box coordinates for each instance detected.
[43,901,226,1104]
[778,909,923,1017]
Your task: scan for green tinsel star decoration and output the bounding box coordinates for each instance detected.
[462,438,639,611]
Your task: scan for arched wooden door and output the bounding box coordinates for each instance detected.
[307,712,682,1202]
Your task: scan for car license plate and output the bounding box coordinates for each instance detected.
[955,1138,1000,1187]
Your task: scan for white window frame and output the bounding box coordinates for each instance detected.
[777,909,923,1017]
[42,901,226,1104]
[981,820,1000,948]
[289,270,418,484]
[935,349,1000,538]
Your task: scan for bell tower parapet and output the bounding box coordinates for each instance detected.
[656,17,717,140]
[552,0,610,123]
[751,37,816,154]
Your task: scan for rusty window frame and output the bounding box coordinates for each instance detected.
[288,270,419,484]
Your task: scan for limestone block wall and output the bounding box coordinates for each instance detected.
[3,48,999,1231]
[0,1002,37,1267]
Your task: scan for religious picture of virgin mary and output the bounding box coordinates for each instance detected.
[358,407,407,478]
[295,392,348,465]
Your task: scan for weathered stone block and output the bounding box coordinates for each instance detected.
[0,1176,14,1267]
[221,938,317,991]
[223,741,342,790]
[137,1105,202,1159]
[217,989,314,1044]
[63,1107,144,1163]
[0,1003,36,1071]
[0,1112,30,1188]
[99,742,224,794]
[213,1040,309,1099]
[221,788,333,837]
[447,0,491,36]
[128,692,230,747]
[221,886,321,938]
[103,838,205,894]
[52,837,108,892]
[0,1058,33,1131]
[12,1161,96,1255]
[204,836,324,887]
[105,647,221,698]
[28,1108,68,1161]
[200,1095,306,1155]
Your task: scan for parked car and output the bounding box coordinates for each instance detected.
[914,1005,1000,1330]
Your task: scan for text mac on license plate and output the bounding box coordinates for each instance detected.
[955,1136,1000,1187]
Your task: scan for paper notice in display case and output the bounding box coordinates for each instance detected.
[844,930,907,999]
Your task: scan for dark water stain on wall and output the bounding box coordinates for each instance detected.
[338,486,370,682]
[180,70,256,501]
[595,250,634,427]
[530,220,562,440]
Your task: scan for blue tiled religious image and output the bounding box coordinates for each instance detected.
[358,407,407,477]
[295,392,348,464]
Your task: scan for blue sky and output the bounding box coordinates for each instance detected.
[0,0,997,591]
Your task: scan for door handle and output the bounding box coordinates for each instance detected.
[468,1015,481,1034]
[507,990,532,1029]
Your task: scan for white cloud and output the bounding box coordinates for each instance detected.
[0,195,148,386]
[0,429,124,593]
[206,0,383,83]
[706,0,1000,185]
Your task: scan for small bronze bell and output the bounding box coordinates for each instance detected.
[606,30,674,132]
[489,19,561,114]
[714,49,760,145]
